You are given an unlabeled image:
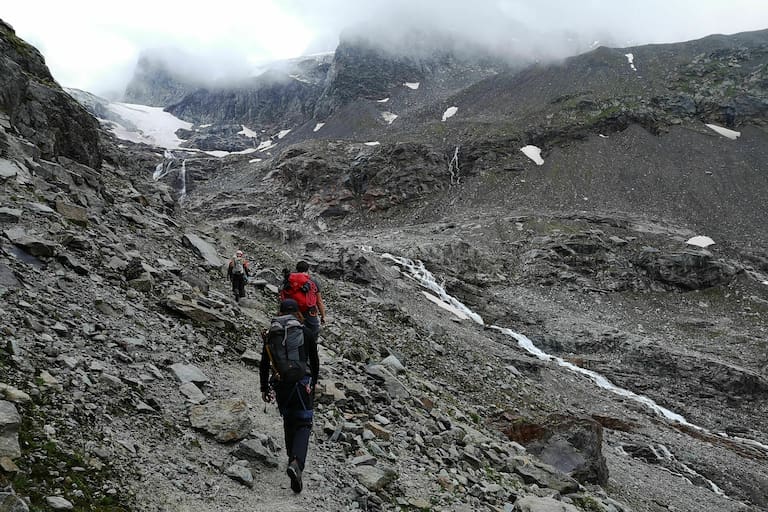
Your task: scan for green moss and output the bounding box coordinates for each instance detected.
[571,495,604,512]
[12,406,131,511]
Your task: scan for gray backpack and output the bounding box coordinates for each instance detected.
[264,315,308,383]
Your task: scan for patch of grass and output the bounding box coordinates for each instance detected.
[571,495,604,512]
[12,406,130,511]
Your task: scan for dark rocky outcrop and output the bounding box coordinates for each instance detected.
[0,19,101,168]
[634,247,739,290]
[497,414,609,485]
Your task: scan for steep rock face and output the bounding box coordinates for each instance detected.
[123,52,199,107]
[0,19,101,168]
[166,72,322,128]
[272,141,450,218]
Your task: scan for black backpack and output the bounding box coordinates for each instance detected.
[263,315,308,384]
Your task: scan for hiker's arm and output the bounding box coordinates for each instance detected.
[244,261,250,276]
[317,292,327,323]
[227,261,232,279]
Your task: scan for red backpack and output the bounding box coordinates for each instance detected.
[279,273,318,312]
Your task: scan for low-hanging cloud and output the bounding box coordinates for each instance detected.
[3,0,767,97]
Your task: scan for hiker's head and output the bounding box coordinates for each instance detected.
[296,261,309,273]
[236,250,243,257]
[279,299,300,315]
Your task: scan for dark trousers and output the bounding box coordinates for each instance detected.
[231,274,246,299]
[276,377,314,470]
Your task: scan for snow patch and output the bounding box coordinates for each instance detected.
[441,106,458,122]
[404,82,420,90]
[599,134,608,138]
[625,53,637,71]
[376,97,390,103]
[277,129,291,139]
[198,123,212,128]
[249,158,263,164]
[238,125,259,138]
[686,235,715,248]
[705,123,740,140]
[257,140,276,151]
[313,122,325,132]
[106,102,193,149]
[520,145,544,166]
[762,281,768,286]
[364,141,380,146]
[381,112,398,124]
[422,291,470,321]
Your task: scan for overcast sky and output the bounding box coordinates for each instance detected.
[4,0,768,97]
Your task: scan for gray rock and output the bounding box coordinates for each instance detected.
[169,363,209,384]
[27,202,56,215]
[189,399,252,442]
[232,438,279,468]
[0,264,21,293]
[240,350,260,364]
[507,457,580,494]
[0,400,21,459]
[0,492,29,512]
[513,496,579,512]
[0,207,21,223]
[365,364,409,398]
[163,295,235,329]
[182,233,222,268]
[44,496,74,510]
[224,462,254,488]
[3,227,57,257]
[350,464,398,491]
[54,200,88,226]
[179,382,206,404]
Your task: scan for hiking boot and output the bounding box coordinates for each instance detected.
[287,460,303,493]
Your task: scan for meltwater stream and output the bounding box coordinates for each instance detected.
[378,251,768,456]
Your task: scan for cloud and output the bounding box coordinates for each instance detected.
[2,0,767,96]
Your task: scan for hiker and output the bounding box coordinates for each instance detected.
[227,250,250,301]
[279,261,327,344]
[260,299,319,493]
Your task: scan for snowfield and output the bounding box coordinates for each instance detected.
[705,123,741,140]
[686,235,715,248]
[442,106,458,121]
[106,102,192,149]
[520,145,544,165]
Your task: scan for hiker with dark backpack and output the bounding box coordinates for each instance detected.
[227,250,250,302]
[260,299,319,494]
[279,261,327,344]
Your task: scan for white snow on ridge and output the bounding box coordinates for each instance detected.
[705,123,741,140]
[198,123,212,129]
[364,141,380,146]
[238,125,259,138]
[686,235,715,248]
[377,97,390,103]
[625,53,637,72]
[106,102,193,149]
[442,106,458,122]
[381,112,398,124]
[313,122,325,132]
[520,145,544,165]
[404,82,420,90]
[278,129,291,139]
[249,158,263,163]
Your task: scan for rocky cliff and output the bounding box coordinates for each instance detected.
[0,20,101,168]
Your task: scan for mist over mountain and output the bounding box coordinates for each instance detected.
[2,12,768,512]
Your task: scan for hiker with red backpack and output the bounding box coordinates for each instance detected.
[260,299,320,493]
[227,250,250,302]
[279,261,327,343]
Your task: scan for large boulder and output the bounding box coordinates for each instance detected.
[499,414,608,485]
[182,233,222,268]
[189,399,252,443]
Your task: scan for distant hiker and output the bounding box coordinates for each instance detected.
[279,261,327,344]
[227,250,250,301]
[260,299,319,494]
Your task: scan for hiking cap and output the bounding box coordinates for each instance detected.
[279,299,299,314]
[236,250,243,257]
